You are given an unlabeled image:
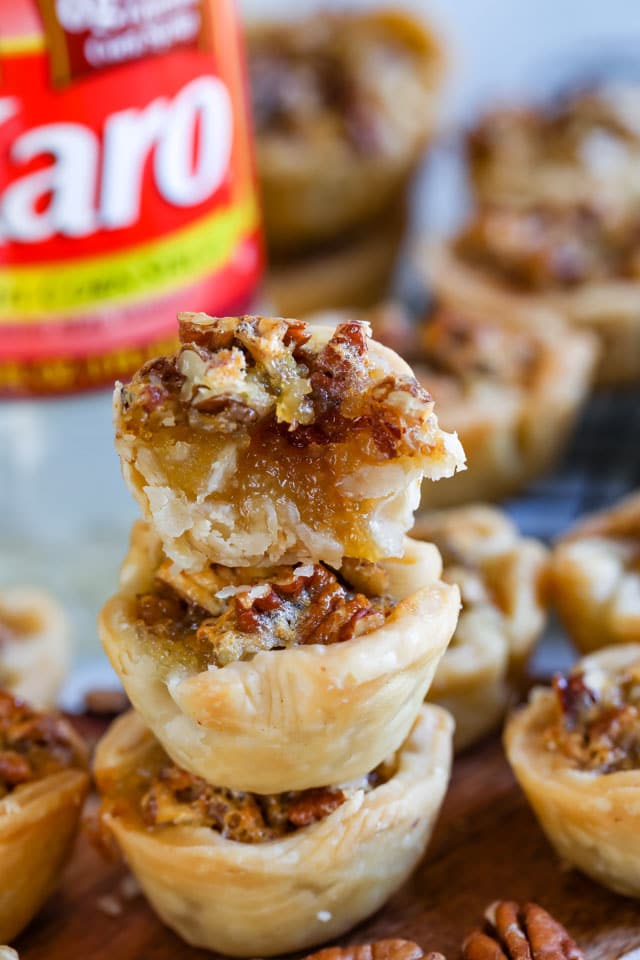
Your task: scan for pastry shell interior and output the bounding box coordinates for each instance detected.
[100,521,459,792]
[95,704,453,957]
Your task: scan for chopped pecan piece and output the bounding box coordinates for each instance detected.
[552,673,596,730]
[139,756,392,842]
[287,787,346,827]
[463,902,584,960]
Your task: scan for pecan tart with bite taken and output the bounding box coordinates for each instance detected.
[551,491,640,653]
[114,314,464,572]
[100,520,456,792]
[248,8,443,257]
[0,691,88,943]
[413,505,547,750]
[95,704,453,957]
[505,643,640,897]
[0,587,68,708]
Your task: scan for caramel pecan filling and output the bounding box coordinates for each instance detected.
[0,691,83,799]
[136,561,392,671]
[454,206,640,291]
[544,663,640,773]
[418,308,540,388]
[139,759,392,842]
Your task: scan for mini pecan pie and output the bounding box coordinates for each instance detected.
[100,520,456,792]
[505,644,640,897]
[115,314,464,572]
[410,305,597,507]
[413,505,547,750]
[426,204,638,388]
[95,704,453,957]
[0,691,88,943]
[248,9,443,256]
[551,492,640,653]
[467,85,640,215]
[0,588,69,708]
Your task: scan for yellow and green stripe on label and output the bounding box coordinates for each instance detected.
[0,196,258,320]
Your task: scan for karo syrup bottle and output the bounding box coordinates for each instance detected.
[0,0,263,674]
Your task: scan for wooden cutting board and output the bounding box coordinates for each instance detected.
[14,721,640,960]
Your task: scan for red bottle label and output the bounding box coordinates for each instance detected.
[0,0,262,395]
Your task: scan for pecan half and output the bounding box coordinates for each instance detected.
[463,901,584,960]
[305,942,434,960]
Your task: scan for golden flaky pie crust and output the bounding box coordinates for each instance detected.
[424,238,637,388]
[99,521,458,793]
[551,492,640,653]
[413,505,548,750]
[0,727,88,943]
[505,644,640,899]
[0,588,69,709]
[95,704,453,957]
[411,299,597,508]
[249,9,443,256]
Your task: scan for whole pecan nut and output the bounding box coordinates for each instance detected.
[304,942,442,960]
[463,901,584,960]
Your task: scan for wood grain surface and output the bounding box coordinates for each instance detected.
[14,721,640,960]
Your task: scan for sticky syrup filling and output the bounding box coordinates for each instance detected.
[544,661,640,773]
[105,743,396,843]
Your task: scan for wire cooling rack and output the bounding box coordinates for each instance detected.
[505,389,640,543]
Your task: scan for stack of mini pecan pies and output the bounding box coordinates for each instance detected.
[95,313,467,956]
[424,83,640,387]
[247,9,444,317]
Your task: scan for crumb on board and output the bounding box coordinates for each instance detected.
[96,894,123,917]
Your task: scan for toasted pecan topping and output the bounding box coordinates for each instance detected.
[120,316,436,461]
[0,690,84,799]
[306,942,430,960]
[248,14,432,157]
[136,561,392,671]
[545,663,640,772]
[455,205,630,291]
[420,308,539,387]
[139,760,390,842]
[463,901,584,960]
